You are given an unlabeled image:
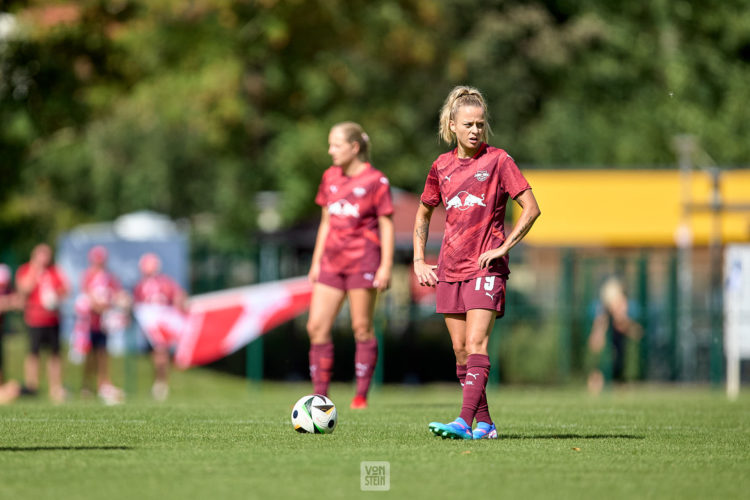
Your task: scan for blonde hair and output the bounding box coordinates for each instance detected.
[438,85,492,145]
[331,121,370,162]
[600,277,626,311]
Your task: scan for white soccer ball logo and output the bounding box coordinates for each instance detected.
[291,394,338,434]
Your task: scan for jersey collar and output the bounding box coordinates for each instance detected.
[453,142,487,160]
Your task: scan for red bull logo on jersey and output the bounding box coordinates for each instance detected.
[445,191,487,211]
[329,200,360,218]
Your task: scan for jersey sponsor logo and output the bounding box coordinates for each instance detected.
[445,191,487,211]
[353,186,367,197]
[474,170,489,182]
[444,174,452,182]
[328,200,360,218]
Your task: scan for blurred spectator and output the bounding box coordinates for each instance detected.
[587,277,643,394]
[77,246,126,405]
[0,263,22,385]
[15,244,69,403]
[133,252,186,401]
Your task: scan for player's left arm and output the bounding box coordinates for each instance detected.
[478,189,541,269]
[374,215,394,291]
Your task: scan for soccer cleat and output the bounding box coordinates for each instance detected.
[151,381,169,402]
[472,421,498,439]
[428,417,473,440]
[98,383,125,406]
[350,395,368,409]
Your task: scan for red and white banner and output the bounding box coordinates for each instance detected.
[176,277,312,368]
[132,302,189,348]
[133,277,312,368]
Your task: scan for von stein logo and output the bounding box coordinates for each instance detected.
[474,170,489,181]
[361,461,390,491]
[445,191,487,211]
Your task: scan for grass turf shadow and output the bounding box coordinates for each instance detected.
[0,446,133,452]
[500,434,644,440]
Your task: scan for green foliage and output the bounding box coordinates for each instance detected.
[1,0,748,252]
[499,321,559,384]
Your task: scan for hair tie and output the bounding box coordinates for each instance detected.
[361,132,370,143]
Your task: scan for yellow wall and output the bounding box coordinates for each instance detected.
[522,170,750,247]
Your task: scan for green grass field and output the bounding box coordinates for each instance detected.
[1,336,749,500]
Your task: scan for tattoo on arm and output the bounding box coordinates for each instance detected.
[415,219,430,244]
[508,219,532,246]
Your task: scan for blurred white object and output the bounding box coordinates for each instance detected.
[113,211,181,241]
[725,244,750,401]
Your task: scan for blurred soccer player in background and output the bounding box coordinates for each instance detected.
[0,263,22,385]
[78,245,126,405]
[413,86,540,439]
[134,252,186,401]
[307,122,394,409]
[587,276,643,394]
[15,244,69,403]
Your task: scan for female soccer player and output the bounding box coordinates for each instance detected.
[413,86,540,439]
[307,122,394,409]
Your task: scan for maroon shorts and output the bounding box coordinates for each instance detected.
[436,276,506,316]
[317,270,376,291]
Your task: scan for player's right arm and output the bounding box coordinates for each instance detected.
[308,206,330,283]
[413,202,438,287]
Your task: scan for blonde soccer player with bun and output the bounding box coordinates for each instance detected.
[413,86,540,439]
[307,122,394,410]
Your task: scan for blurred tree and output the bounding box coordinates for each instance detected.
[0,0,748,254]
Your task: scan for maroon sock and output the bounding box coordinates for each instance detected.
[457,363,490,423]
[456,364,467,387]
[309,342,334,396]
[354,338,378,398]
[458,354,491,425]
[475,387,492,425]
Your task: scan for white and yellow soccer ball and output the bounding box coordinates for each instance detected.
[291,394,337,434]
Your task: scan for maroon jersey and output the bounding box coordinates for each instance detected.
[420,143,531,282]
[315,164,393,274]
[134,274,183,306]
[81,268,122,331]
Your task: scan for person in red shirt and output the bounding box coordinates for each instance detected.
[413,86,540,439]
[133,252,186,401]
[15,244,69,403]
[307,121,394,409]
[79,246,126,404]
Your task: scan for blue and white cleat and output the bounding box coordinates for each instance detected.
[472,421,498,439]
[428,417,473,440]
